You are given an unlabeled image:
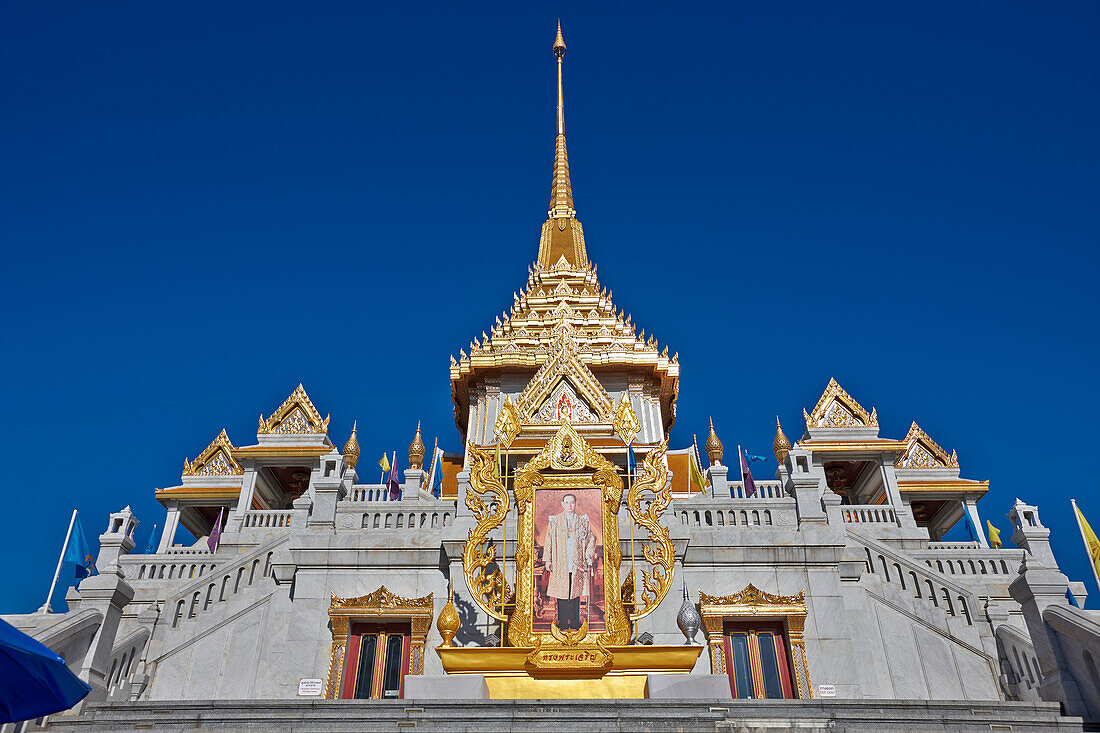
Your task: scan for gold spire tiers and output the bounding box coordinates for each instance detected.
[450,22,679,438]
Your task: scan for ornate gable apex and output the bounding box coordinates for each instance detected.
[258,384,330,435]
[182,429,243,477]
[803,378,878,429]
[515,333,614,423]
[895,422,959,469]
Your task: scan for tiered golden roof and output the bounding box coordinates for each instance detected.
[450,25,678,437]
[895,421,959,470]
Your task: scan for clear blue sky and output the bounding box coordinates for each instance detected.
[1,2,1098,613]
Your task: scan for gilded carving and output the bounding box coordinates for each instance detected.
[612,395,641,446]
[463,445,512,621]
[698,584,813,699]
[494,396,522,448]
[895,421,958,469]
[803,378,877,429]
[258,384,330,435]
[182,429,243,477]
[323,587,433,698]
[626,442,674,620]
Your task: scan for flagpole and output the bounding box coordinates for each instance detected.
[1071,499,1100,595]
[39,509,77,614]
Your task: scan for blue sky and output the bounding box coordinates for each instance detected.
[1,2,1098,612]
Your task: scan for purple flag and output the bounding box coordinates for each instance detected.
[739,444,757,498]
[387,451,401,501]
[207,509,224,553]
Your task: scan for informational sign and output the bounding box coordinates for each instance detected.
[818,684,837,697]
[298,678,324,696]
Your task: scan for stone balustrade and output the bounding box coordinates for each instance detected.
[242,509,294,528]
[348,484,403,502]
[912,546,1026,578]
[673,498,797,529]
[119,555,218,582]
[842,504,900,526]
[163,536,286,631]
[727,480,785,499]
[851,531,979,627]
[335,505,454,532]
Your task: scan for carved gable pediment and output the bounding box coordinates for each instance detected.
[515,334,613,423]
[536,380,598,424]
[183,429,243,477]
[259,384,330,435]
[895,422,958,469]
[803,378,877,429]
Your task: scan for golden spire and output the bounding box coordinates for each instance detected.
[705,417,724,466]
[408,420,426,469]
[343,421,360,470]
[773,416,791,465]
[537,21,587,270]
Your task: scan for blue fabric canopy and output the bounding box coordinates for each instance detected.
[0,617,91,723]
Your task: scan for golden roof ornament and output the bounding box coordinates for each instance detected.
[553,19,566,57]
[343,421,360,470]
[408,421,425,469]
[705,418,724,466]
[774,416,791,465]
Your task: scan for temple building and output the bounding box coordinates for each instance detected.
[5,24,1100,732]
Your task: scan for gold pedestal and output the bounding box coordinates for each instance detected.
[436,645,703,700]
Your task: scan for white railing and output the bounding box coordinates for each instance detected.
[673,499,796,528]
[242,510,293,528]
[338,507,455,531]
[120,555,218,582]
[349,485,401,502]
[842,505,899,526]
[728,481,786,499]
[912,547,1026,578]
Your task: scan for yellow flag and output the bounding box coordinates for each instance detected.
[986,520,1001,549]
[1074,503,1100,579]
[378,453,390,473]
[688,451,708,493]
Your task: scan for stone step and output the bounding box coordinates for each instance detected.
[43,699,1085,733]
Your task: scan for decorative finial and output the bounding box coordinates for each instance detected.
[553,20,566,57]
[773,416,791,465]
[676,579,702,645]
[343,421,360,470]
[436,581,460,648]
[408,421,426,469]
[705,417,724,466]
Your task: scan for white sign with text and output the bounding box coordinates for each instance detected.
[298,678,324,696]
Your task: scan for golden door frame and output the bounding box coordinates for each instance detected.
[323,587,433,699]
[699,584,814,699]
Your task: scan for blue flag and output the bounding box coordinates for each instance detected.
[961,509,980,543]
[1066,589,1080,608]
[64,515,96,579]
[144,524,158,555]
[627,445,636,480]
[744,452,767,463]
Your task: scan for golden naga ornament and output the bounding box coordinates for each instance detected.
[462,444,512,621]
[625,442,673,620]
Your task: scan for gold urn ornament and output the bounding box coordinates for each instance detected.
[436,585,460,648]
[408,421,426,470]
[773,416,791,465]
[704,418,723,466]
[343,421,360,470]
